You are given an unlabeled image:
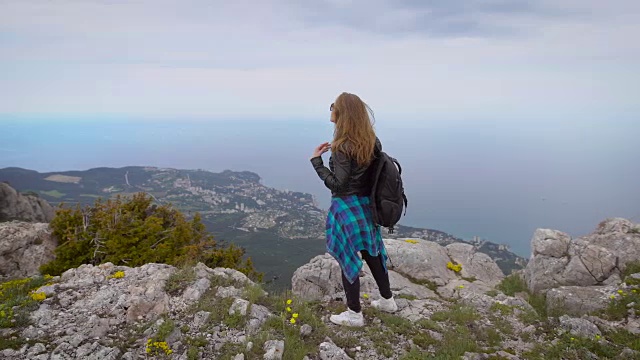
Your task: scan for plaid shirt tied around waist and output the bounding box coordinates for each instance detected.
[326,195,388,284]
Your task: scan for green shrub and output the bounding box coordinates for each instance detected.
[41,193,262,281]
[496,273,528,296]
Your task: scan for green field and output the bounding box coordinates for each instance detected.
[40,190,66,198]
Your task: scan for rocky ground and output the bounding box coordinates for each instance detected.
[0,218,640,359]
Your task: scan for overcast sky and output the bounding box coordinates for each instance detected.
[1,0,638,122]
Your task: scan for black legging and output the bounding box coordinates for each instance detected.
[341,250,392,313]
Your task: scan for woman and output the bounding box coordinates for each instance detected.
[310,92,398,327]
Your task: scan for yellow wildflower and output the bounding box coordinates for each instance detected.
[363,293,369,299]
[610,295,616,299]
[570,337,575,341]
[30,292,46,301]
[286,307,292,312]
[458,285,465,289]
[447,261,462,273]
[617,290,624,294]
[290,318,296,324]
[595,335,601,340]
[292,313,299,318]
[108,271,125,279]
[404,239,419,244]
[633,289,637,293]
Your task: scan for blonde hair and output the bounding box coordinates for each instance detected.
[331,92,377,166]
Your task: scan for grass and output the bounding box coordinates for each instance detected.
[527,292,548,319]
[397,294,418,301]
[243,283,267,304]
[190,290,236,329]
[400,347,429,360]
[489,314,514,337]
[0,275,51,343]
[153,317,176,342]
[364,307,414,335]
[496,273,528,296]
[431,303,480,325]
[412,331,438,349]
[164,267,196,296]
[603,286,639,321]
[623,260,640,280]
[185,336,208,360]
[522,330,640,360]
[485,289,499,297]
[430,325,479,359]
[490,302,514,316]
[246,291,330,360]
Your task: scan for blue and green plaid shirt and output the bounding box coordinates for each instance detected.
[326,195,388,284]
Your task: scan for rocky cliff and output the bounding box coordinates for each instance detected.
[0,182,54,223]
[1,218,639,359]
[0,183,57,279]
[0,222,56,279]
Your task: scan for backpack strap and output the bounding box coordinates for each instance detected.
[403,193,408,216]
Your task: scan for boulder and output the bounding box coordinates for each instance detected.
[545,286,616,316]
[292,238,505,302]
[319,341,353,360]
[559,315,602,338]
[384,238,457,286]
[445,242,505,286]
[0,183,55,223]
[291,253,438,302]
[0,221,56,278]
[524,218,640,293]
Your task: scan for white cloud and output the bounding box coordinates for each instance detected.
[0,0,638,120]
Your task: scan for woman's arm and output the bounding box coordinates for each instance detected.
[310,150,352,193]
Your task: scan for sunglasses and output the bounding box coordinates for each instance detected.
[330,103,335,111]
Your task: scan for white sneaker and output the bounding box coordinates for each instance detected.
[372,296,398,313]
[329,309,365,327]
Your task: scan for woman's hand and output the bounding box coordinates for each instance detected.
[311,142,331,159]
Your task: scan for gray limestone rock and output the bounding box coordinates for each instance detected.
[559,315,602,338]
[263,340,284,360]
[546,286,616,316]
[319,341,353,360]
[0,221,56,278]
[229,298,250,316]
[524,218,640,294]
[445,242,505,286]
[0,183,55,223]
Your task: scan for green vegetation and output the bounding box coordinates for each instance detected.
[41,193,262,281]
[623,260,640,281]
[496,273,528,296]
[0,275,52,350]
[524,331,640,359]
[431,303,480,324]
[164,267,197,296]
[40,190,66,198]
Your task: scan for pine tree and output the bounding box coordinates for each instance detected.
[41,193,262,282]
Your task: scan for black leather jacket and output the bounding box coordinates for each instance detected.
[310,138,382,197]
